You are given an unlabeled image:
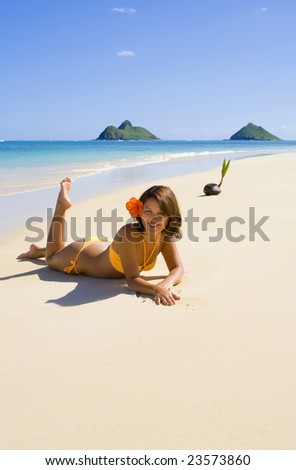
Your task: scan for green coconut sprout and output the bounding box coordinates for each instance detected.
[203,158,231,195]
[218,158,231,187]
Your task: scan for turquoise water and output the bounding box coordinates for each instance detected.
[1,139,296,196]
[1,139,296,241]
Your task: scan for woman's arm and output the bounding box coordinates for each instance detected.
[116,228,184,305]
[153,239,184,305]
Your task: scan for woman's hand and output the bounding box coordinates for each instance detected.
[154,284,181,306]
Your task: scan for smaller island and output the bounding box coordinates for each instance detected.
[96,120,159,141]
[230,123,281,141]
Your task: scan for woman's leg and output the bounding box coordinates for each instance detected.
[17,178,74,268]
[17,177,118,277]
[46,177,72,259]
[17,244,46,259]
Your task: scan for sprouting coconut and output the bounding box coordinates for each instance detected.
[203,158,230,195]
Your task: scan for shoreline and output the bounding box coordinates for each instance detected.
[1,152,296,449]
[1,139,296,198]
[1,150,295,243]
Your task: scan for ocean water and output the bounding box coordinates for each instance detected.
[1,139,296,241]
[1,139,296,197]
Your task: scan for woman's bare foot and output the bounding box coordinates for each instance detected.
[56,177,72,212]
[17,179,72,260]
[17,244,46,259]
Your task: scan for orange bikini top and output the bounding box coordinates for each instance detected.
[109,236,159,274]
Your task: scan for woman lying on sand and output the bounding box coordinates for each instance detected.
[18,178,184,306]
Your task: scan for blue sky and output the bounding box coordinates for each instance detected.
[1,0,296,140]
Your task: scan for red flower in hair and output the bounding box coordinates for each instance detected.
[126,197,144,217]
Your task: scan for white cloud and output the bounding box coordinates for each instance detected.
[256,7,268,13]
[117,50,136,57]
[112,7,136,14]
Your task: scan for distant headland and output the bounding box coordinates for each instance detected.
[95,120,159,141]
[230,123,281,141]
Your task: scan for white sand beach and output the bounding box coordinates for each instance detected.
[0,153,295,449]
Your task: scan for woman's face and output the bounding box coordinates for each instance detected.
[141,197,169,236]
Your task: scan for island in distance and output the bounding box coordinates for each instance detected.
[230,122,281,140]
[96,120,159,140]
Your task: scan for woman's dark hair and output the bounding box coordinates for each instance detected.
[136,185,182,239]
